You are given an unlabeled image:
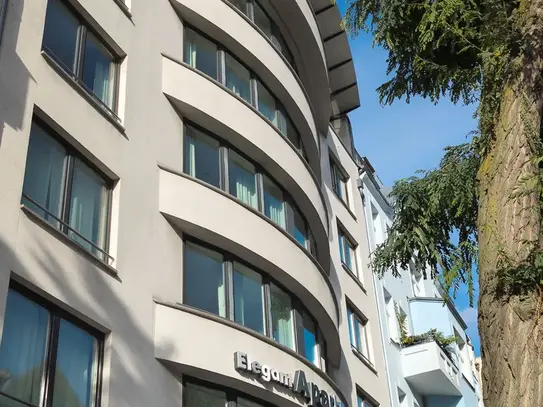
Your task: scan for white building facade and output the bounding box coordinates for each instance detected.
[0,1,392,407]
[359,160,483,407]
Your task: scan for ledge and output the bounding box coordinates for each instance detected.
[351,347,378,375]
[41,51,127,137]
[154,299,350,407]
[21,205,120,280]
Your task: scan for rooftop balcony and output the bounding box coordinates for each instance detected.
[401,340,461,396]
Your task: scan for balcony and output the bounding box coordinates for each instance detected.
[401,340,461,396]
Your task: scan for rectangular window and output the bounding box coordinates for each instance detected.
[270,283,295,350]
[42,0,118,111]
[358,394,377,407]
[184,382,226,407]
[184,125,221,188]
[184,28,218,80]
[233,262,265,334]
[253,3,272,38]
[302,311,319,366]
[348,306,371,361]
[228,150,258,209]
[277,106,300,148]
[338,228,358,276]
[0,287,101,407]
[256,81,277,124]
[384,289,399,342]
[184,242,226,318]
[263,176,286,228]
[330,158,349,205]
[225,54,252,103]
[293,208,308,247]
[229,0,248,14]
[22,120,111,262]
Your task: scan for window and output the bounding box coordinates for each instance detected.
[229,150,258,209]
[182,123,317,257]
[182,28,306,157]
[0,287,102,407]
[233,262,265,334]
[371,204,384,245]
[270,283,295,350]
[357,394,377,407]
[184,242,226,318]
[42,0,118,112]
[330,158,349,206]
[184,126,221,188]
[230,0,249,14]
[384,289,399,342]
[263,176,286,228]
[338,227,358,277]
[409,263,424,297]
[0,0,8,46]
[184,28,218,80]
[22,120,112,262]
[347,306,371,362]
[184,379,268,407]
[183,240,326,367]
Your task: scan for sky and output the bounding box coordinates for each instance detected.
[336,1,481,356]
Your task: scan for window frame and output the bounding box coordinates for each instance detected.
[41,0,121,116]
[338,225,359,278]
[182,26,304,157]
[347,305,372,363]
[182,122,315,257]
[21,118,114,264]
[330,156,350,206]
[182,237,327,368]
[0,282,105,407]
[357,392,378,407]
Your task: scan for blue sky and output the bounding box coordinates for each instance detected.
[336,1,481,355]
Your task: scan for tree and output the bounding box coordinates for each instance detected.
[340,0,543,406]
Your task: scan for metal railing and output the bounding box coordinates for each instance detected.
[22,194,114,265]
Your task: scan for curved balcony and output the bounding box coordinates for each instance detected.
[169,0,327,152]
[157,168,340,363]
[161,56,330,268]
[154,302,347,406]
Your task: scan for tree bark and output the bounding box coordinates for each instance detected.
[478,2,543,405]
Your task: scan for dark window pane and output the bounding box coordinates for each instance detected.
[294,209,307,247]
[228,151,258,209]
[22,123,67,228]
[277,107,299,147]
[184,29,218,80]
[225,55,251,103]
[254,3,272,38]
[309,230,317,257]
[43,0,79,71]
[0,290,49,406]
[185,382,226,407]
[303,312,318,366]
[52,319,98,407]
[233,263,264,334]
[184,243,226,317]
[263,176,285,228]
[270,284,294,349]
[229,0,248,14]
[68,159,109,258]
[82,32,115,109]
[185,126,221,188]
[256,81,276,124]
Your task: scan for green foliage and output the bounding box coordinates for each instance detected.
[372,142,480,305]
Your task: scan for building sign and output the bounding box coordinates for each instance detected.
[234,352,344,407]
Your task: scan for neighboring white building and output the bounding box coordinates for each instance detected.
[0,1,392,407]
[359,158,484,407]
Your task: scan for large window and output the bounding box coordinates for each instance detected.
[183,239,327,368]
[42,0,119,113]
[226,0,295,68]
[357,393,377,407]
[0,286,102,407]
[182,28,304,157]
[330,157,349,206]
[184,379,272,407]
[338,227,358,278]
[22,120,112,263]
[183,124,317,256]
[347,306,372,363]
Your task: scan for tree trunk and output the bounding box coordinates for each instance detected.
[477,2,543,405]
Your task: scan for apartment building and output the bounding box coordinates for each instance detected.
[359,159,484,407]
[0,1,391,407]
